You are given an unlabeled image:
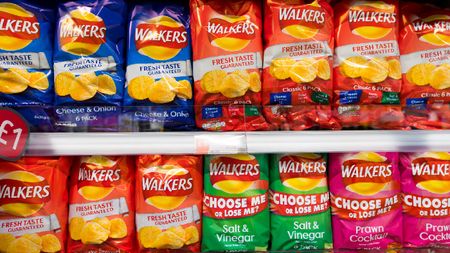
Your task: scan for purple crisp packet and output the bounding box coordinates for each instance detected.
[400,152,450,248]
[329,152,403,250]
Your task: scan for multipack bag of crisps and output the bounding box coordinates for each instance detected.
[135,155,202,252]
[263,0,336,130]
[124,1,195,131]
[400,3,450,129]
[53,0,126,130]
[270,153,333,250]
[400,152,450,248]
[329,152,403,250]
[0,157,72,253]
[202,154,270,251]
[190,0,269,131]
[334,0,401,105]
[67,156,135,252]
[0,1,54,106]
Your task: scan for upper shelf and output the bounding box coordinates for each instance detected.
[26,130,450,156]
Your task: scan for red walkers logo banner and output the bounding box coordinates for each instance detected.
[0,170,50,209]
[135,17,188,50]
[278,155,326,182]
[411,157,450,184]
[348,4,396,31]
[76,157,121,189]
[142,167,194,199]
[59,11,106,46]
[0,9,40,40]
[341,159,393,185]
[209,156,260,184]
[207,17,257,42]
[278,5,326,32]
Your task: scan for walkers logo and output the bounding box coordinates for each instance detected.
[0,2,40,51]
[135,15,188,60]
[341,152,393,196]
[278,1,326,39]
[278,153,327,191]
[411,152,450,194]
[411,14,450,46]
[209,154,261,194]
[77,156,120,201]
[0,169,50,217]
[348,1,396,40]
[207,15,258,51]
[142,165,193,210]
[59,9,106,56]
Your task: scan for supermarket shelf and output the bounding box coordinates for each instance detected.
[26,130,450,156]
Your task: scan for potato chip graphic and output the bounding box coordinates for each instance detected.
[340,56,368,78]
[201,70,227,93]
[420,33,450,46]
[420,151,450,160]
[55,72,75,96]
[78,186,114,201]
[97,74,116,95]
[138,16,185,60]
[6,237,41,253]
[69,217,85,241]
[128,76,154,100]
[387,59,401,80]
[407,63,436,86]
[109,218,127,239]
[417,180,450,194]
[232,70,251,83]
[61,9,104,56]
[346,152,389,196]
[283,177,324,192]
[352,26,392,40]
[92,217,111,232]
[148,77,176,104]
[249,72,261,92]
[269,57,296,80]
[0,171,44,216]
[81,221,109,245]
[154,231,184,249]
[289,59,317,83]
[360,57,389,83]
[0,3,35,51]
[316,58,331,80]
[210,16,252,51]
[21,234,42,246]
[85,155,116,166]
[173,80,192,99]
[430,64,450,90]
[70,73,98,101]
[139,226,161,248]
[167,226,185,241]
[283,24,318,40]
[29,72,49,90]
[41,234,61,253]
[184,226,199,245]
[0,234,15,252]
[146,166,190,210]
[220,73,250,98]
[0,69,28,94]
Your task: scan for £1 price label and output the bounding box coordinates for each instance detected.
[0,108,30,161]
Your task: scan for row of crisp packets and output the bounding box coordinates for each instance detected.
[0,0,449,130]
[1,152,449,252]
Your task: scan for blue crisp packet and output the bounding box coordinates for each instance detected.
[0,0,55,106]
[124,1,194,130]
[53,0,126,131]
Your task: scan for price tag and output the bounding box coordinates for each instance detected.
[0,108,30,161]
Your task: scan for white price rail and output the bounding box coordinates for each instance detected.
[26,131,450,156]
